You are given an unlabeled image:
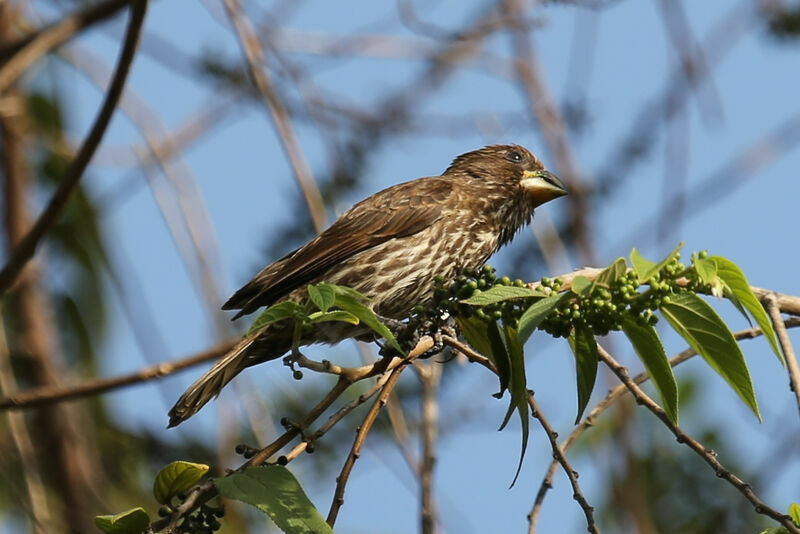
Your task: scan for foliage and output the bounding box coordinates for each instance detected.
[100,245,791,534]
[216,466,332,534]
[246,283,404,356]
[419,245,781,485]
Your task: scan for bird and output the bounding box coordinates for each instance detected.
[168,144,567,427]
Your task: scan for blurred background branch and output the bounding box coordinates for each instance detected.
[1,0,799,533]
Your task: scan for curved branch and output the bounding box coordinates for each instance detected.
[528,317,800,532]
[326,360,410,526]
[147,336,434,533]
[0,341,235,410]
[597,344,799,534]
[528,392,598,534]
[0,0,134,86]
[0,0,148,296]
[764,295,800,420]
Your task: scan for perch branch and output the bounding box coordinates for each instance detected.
[597,344,799,533]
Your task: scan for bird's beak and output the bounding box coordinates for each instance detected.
[520,169,567,207]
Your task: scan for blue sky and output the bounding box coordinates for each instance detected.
[15,0,800,532]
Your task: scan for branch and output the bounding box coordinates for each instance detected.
[222,0,327,233]
[147,335,434,533]
[0,0,134,86]
[596,344,799,534]
[0,0,148,296]
[528,317,800,532]
[326,336,434,526]
[764,294,800,421]
[418,361,441,534]
[0,341,235,410]
[326,360,409,526]
[528,392,599,534]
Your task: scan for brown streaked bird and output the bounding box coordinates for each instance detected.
[168,145,567,427]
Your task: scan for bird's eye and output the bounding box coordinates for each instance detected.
[507,150,523,163]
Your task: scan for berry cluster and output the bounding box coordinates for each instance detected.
[421,265,535,329]
[159,501,224,534]
[424,252,701,339]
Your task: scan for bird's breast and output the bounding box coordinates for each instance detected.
[322,218,499,318]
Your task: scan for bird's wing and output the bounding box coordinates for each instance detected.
[223,177,453,318]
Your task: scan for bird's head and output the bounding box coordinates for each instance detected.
[444,144,567,208]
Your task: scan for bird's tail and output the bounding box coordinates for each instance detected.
[167,332,279,427]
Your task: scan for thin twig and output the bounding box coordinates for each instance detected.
[223,0,327,233]
[0,341,235,410]
[503,0,595,266]
[419,361,441,534]
[764,294,800,420]
[528,392,599,534]
[0,309,52,533]
[0,0,148,296]
[60,44,230,337]
[0,0,134,87]
[326,362,409,526]
[150,335,435,532]
[596,344,799,533]
[441,335,496,373]
[326,337,435,526]
[527,318,800,532]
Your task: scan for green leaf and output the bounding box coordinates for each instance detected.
[247,301,302,336]
[660,292,760,420]
[328,284,369,301]
[216,466,333,534]
[621,317,679,423]
[789,502,800,526]
[591,257,627,291]
[571,275,592,296]
[758,528,789,534]
[630,248,656,282]
[455,316,493,361]
[460,285,542,305]
[333,293,404,355]
[694,257,718,286]
[710,255,784,365]
[307,310,360,325]
[499,326,529,488]
[153,461,209,504]
[630,242,684,283]
[518,294,567,344]
[94,508,150,534]
[308,283,336,312]
[568,325,598,424]
[456,317,510,397]
[488,321,512,397]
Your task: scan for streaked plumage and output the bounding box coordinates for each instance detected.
[168,145,566,426]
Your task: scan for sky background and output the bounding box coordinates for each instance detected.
[7,0,800,532]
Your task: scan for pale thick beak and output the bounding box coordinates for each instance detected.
[520,169,567,207]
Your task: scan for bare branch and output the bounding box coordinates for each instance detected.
[418,361,441,534]
[0,0,148,296]
[0,0,134,86]
[597,344,799,533]
[528,317,800,532]
[0,341,235,410]
[327,336,435,527]
[528,392,599,534]
[764,294,800,420]
[223,0,327,233]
